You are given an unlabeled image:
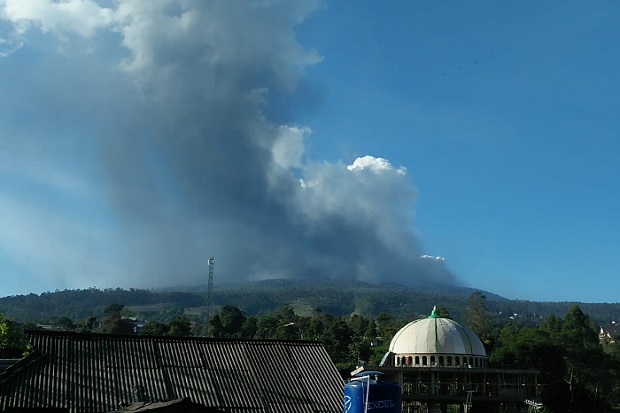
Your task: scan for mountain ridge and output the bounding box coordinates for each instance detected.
[1,279,618,326]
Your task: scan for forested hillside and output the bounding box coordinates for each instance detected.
[2,281,620,411]
[1,279,620,328]
[2,286,620,412]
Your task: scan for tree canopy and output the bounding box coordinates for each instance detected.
[4,290,620,411]
[0,313,30,358]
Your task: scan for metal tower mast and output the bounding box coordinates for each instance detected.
[206,257,215,334]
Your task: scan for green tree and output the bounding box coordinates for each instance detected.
[374,312,397,338]
[253,306,298,339]
[55,316,76,331]
[0,313,28,358]
[561,305,608,412]
[364,321,377,342]
[101,304,134,334]
[166,316,193,336]
[274,322,302,340]
[322,318,354,368]
[349,314,369,337]
[347,314,373,367]
[467,291,493,348]
[255,314,279,339]
[491,324,564,383]
[528,306,616,412]
[75,316,97,333]
[540,313,563,337]
[140,321,168,336]
[348,337,371,367]
[300,309,334,341]
[218,306,247,338]
[208,315,225,338]
[103,303,126,316]
[101,313,135,334]
[240,316,258,338]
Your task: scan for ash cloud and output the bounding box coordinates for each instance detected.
[0,1,459,292]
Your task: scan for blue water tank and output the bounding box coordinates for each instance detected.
[344,371,401,413]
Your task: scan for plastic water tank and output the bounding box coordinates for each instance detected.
[344,371,401,413]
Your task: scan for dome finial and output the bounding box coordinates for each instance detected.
[429,306,440,318]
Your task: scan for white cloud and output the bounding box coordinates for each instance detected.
[112,1,323,90]
[420,254,446,261]
[271,125,308,170]
[0,0,113,37]
[347,155,407,175]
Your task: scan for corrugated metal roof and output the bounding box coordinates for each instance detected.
[109,397,226,412]
[0,331,344,413]
[0,360,19,373]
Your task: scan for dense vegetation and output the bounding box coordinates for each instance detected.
[2,279,620,326]
[2,281,620,412]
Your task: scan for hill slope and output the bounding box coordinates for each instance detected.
[1,280,619,326]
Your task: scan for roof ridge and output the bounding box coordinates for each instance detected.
[24,330,322,345]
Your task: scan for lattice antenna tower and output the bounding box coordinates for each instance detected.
[206,257,215,333]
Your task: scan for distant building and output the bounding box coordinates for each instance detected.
[358,307,540,413]
[599,326,615,344]
[0,330,344,413]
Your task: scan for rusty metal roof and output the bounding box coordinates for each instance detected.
[0,331,344,413]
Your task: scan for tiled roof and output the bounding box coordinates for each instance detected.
[0,331,344,413]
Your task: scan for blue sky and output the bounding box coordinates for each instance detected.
[0,1,618,303]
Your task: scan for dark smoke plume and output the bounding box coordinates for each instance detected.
[0,1,459,291]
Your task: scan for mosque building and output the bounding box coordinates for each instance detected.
[357,307,541,413]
